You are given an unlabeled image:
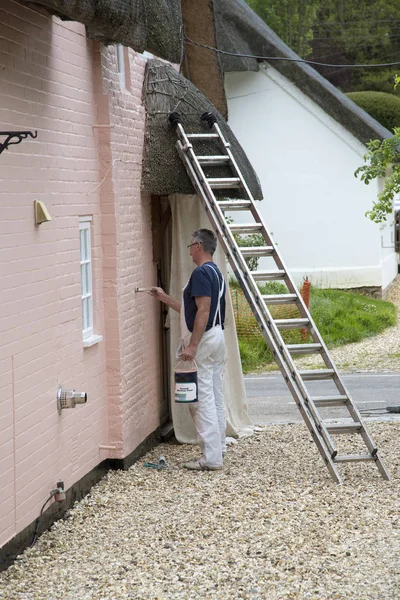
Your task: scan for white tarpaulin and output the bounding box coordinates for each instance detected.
[168,194,254,444]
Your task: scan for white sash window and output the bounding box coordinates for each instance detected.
[79,217,93,340]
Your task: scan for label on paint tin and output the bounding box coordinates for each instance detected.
[174,370,198,403]
[175,382,197,403]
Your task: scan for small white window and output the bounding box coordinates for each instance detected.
[117,44,126,89]
[79,217,93,340]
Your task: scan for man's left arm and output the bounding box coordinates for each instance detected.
[181,296,210,361]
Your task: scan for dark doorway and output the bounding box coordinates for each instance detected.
[151,195,172,425]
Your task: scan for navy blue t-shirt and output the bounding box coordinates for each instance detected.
[183,262,226,332]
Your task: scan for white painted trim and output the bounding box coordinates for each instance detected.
[79,215,92,224]
[79,218,94,340]
[117,44,126,89]
[83,334,103,348]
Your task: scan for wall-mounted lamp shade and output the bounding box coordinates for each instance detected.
[34,200,52,225]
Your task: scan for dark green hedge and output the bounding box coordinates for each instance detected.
[346,91,400,132]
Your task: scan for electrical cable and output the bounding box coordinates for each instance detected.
[30,492,57,548]
[185,34,400,69]
[179,24,186,74]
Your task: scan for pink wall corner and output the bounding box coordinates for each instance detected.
[99,47,165,457]
[0,1,166,548]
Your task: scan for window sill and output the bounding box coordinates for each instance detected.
[83,334,103,348]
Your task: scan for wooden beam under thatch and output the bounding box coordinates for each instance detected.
[142,60,263,200]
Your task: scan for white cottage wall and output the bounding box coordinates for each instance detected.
[225,66,398,291]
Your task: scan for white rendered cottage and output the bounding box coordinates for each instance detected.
[214,0,398,295]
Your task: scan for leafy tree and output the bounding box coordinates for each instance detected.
[246,0,319,57]
[311,0,400,92]
[246,0,400,93]
[355,75,400,223]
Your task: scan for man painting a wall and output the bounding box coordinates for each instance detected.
[150,229,226,471]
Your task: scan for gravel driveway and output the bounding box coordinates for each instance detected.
[2,280,400,599]
[1,423,399,600]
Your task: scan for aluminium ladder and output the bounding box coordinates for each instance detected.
[169,110,390,484]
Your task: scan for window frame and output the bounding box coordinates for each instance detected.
[79,216,94,341]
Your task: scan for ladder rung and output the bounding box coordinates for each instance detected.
[262,294,297,305]
[187,133,219,139]
[218,200,252,210]
[325,422,362,434]
[334,454,376,463]
[298,369,335,380]
[251,270,286,281]
[197,155,230,166]
[229,224,263,234]
[206,177,241,189]
[287,343,322,355]
[241,246,274,257]
[312,395,349,407]
[274,318,309,329]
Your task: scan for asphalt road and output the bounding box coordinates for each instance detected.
[245,372,400,424]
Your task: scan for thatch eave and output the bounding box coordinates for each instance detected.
[142,60,263,200]
[22,0,182,63]
[214,0,392,145]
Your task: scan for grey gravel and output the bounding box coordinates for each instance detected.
[1,423,400,600]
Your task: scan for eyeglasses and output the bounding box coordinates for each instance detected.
[187,241,200,248]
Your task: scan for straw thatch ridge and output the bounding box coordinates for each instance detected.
[213,0,392,144]
[142,59,263,200]
[25,0,182,62]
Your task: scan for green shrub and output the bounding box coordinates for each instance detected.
[346,91,400,131]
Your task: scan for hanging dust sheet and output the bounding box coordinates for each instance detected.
[168,194,254,445]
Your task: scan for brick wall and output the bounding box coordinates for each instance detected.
[103,49,163,456]
[0,0,163,548]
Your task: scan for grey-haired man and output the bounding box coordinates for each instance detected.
[150,229,226,470]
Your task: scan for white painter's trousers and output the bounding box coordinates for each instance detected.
[189,325,226,467]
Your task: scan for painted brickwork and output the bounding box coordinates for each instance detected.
[0,0,162,549]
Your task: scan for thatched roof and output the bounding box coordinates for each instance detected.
[142,59,263,199]
[213,0,392,144]
[25,0,182,63]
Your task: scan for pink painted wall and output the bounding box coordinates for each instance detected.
[0,0,163,548]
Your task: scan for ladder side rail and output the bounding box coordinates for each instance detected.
[233,197,386,460]
[210,123,368,410]
[209,126,390,481]
[174,136,343,483]
[176,128,341,457]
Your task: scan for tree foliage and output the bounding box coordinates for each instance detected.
[245,0,400,93]
[312,0,400,92]
[355,128,400,222]
[246,0,319,57]
[354,75,400,223]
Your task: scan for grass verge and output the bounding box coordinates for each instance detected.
[233,283,397,373]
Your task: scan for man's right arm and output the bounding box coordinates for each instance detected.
[148,287,181,313]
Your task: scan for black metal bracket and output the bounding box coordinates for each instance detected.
[0,131,38,155]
